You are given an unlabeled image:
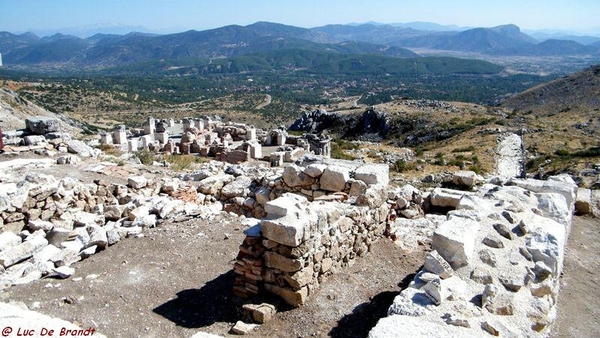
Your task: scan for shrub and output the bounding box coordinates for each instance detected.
[331,142,356,160]
[166,154,204,171]
[452,145,475,153]
[99,144,123,157]
[135,149,156,165]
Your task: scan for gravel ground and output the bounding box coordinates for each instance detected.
[3,213,425,338]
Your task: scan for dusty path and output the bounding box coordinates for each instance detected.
[553,216,600,337]
[254,94,272,110]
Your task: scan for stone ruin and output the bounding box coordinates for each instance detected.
[98,116,331,166]
[226,156,582,337]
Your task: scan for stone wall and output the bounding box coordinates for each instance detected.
[234,190,389,306]
[369,175,577,337]
[0,171,223,289]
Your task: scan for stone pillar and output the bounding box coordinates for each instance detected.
[168,119,175,127]
[113,125,127,145]
[183,118,192,132]
[143,117,156,136]
[320,139,331,158]
[249,142,262,159]
[247,126,257,142]
[155,132,169,145]
[156,121,166,133]
[196,119,205,131]
[270,152,284,167]
[100,133,113,145]
[140,135,152,149]
[128,139,138,152]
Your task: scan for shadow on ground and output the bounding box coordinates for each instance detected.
[153,270,241,328]
[329,270,419,338]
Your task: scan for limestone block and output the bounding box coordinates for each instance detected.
[263,251,303,272]
[32,244,61,264]
[0,235,48,268]
[575,188,592,215]
[424,250,453,279]
[56,155,80,165]
[242,303,276,324]
[387,287,435,316]
[430,188,468,208]
[197,174,234,195]
[320,166,350,192]
[369,314,475,338]
[264,283,308,307]
[525,215,566,276]
[0,232,22,253]
[264,193,307,217]
[25,117,60,134]
[66,140,94,157]
[511,175,576,208]
[452,170,479,188]
[221,176,252,199]
[128,176,148,189]
[87,225,108,250]
[104,205,125,221]
[282,165,314,188]
[432,217,480,268]
[303,164,327,178]
[23,135,47,146]
[355,163,390,186]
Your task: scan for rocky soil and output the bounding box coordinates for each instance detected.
[553,216,600,337]
[3,213,424,338]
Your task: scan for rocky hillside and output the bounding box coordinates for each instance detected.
[0,88,80,134]
[502,64,600,114]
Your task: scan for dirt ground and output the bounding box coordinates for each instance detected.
[552,216,600,338]
[3,213,425,338]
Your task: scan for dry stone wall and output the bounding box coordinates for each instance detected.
[0,168,225,289]
[369,174,577,337]
[234,191,389,306]
[233,160,391,306]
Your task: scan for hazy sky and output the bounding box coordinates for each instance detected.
[2,0,599,36]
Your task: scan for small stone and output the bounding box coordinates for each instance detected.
[242,303,277,324]
[519,247,533,261]
[470,267,493,284]
[424,250,453,279]
[479,248,497,267]
[501,210,519,224]
[422,278,443,305]
[51,266,75,279]
[444,314,470,328]
[493,223,513,240]
[483,236,504,249]
[483,285,514,315]
[533,261,552,281]
[499,274,525,292]
[231,321,259,335]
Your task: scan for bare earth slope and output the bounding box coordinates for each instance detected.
[553,216,600,337]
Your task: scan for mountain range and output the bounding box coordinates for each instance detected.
[0,21,598,69]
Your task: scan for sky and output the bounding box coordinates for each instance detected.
[2,0,599,37]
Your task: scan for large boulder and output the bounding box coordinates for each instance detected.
[26,117,60,135]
